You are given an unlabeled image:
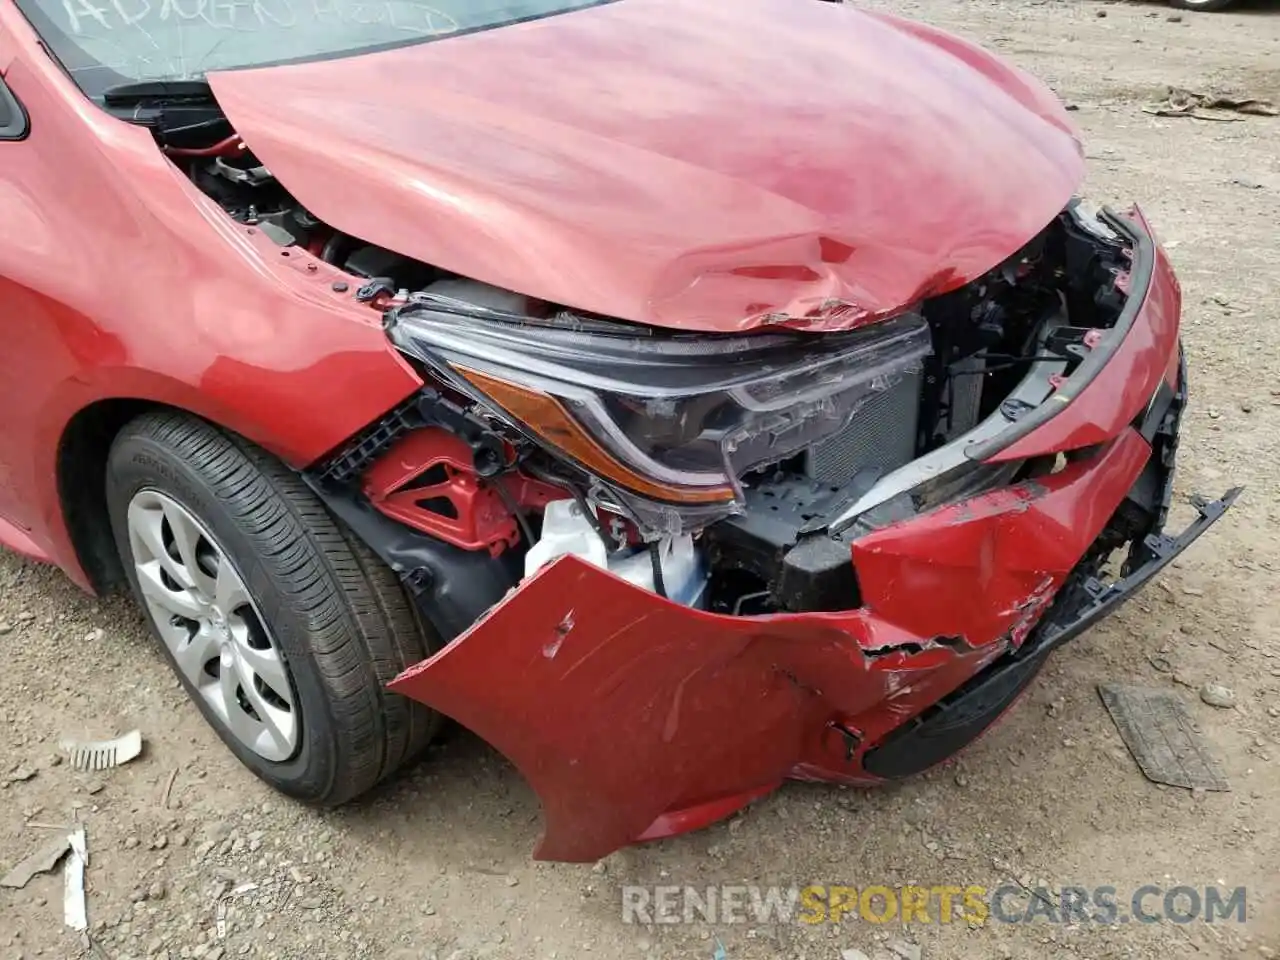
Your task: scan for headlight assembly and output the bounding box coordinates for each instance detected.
[388,301,932,533]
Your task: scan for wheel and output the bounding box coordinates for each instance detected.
[1169,0,1235,10]
[105,410,441,805]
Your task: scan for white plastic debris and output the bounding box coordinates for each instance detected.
[524,500,609,574]
[524,499,708,607]
[63,827,88,931]
[60,729,143,772]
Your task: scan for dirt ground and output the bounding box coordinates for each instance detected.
[3,1,1280,958]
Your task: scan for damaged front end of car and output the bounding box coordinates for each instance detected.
[301,201,1237,862]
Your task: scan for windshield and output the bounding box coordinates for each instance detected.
[14,0,613,98]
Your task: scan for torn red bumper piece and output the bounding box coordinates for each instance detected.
[389,430,1151,862]
[388,207,1227,863]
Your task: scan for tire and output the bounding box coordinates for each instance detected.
[105,410,441,805]
[1169,0,1235,10]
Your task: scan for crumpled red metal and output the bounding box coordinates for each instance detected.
[390,429,1151,862]
[209,0,1083,335]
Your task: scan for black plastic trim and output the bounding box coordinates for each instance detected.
[1033,485,1240,658]
[861,641,1048,779]
[0,75,30,141]
[303,478,517,643]
[965,207,1155,461]
[862,483,1238,780]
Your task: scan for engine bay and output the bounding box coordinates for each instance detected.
[179,143,1132,621]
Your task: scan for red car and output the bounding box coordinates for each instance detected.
[0,0,1236,861]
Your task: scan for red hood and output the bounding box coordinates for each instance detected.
[209,0,1083,333]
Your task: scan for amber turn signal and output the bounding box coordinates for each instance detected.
[457,367,737,505]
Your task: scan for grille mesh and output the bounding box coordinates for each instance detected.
[804,370,922,484]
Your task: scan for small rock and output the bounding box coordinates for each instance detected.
[0,623,12,635]
[207,949,225,960]
[1241,402,1253,413]
[1199,683,1236,709]
[85,781,105,795]
[505,876,520,887]
[130,889,148,904]
[148,882,167,902]
[888,941,922,960]
[7,765,37,783]
[1095,7,1106,15]
[298,897,324,910]
[954,773,968,788]
[152,835,169,850]
[1167,13,1182,21]
[16,611,34,622]
[84,629,105,642]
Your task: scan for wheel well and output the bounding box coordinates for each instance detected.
[57,398,157,593]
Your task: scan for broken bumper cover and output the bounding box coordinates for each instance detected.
[388,207,1238,862]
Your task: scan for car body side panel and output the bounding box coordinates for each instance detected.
[0,22,421,585]
[389,430,1151,862]
[209,0,1083,334]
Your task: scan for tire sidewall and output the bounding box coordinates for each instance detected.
[105,430,340,800]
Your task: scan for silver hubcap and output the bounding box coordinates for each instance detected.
[127,491,299,762]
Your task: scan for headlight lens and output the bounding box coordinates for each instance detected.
[390,305,932,531]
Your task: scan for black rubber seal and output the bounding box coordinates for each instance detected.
[0,76,29,141]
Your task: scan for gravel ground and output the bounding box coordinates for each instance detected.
[3,2,1280,959]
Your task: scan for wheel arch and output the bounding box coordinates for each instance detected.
[57,397,181,592]
[55,389,332,594]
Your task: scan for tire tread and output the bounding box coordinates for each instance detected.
[110,411,438,805]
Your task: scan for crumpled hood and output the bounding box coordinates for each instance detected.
[209,0,1083,333]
